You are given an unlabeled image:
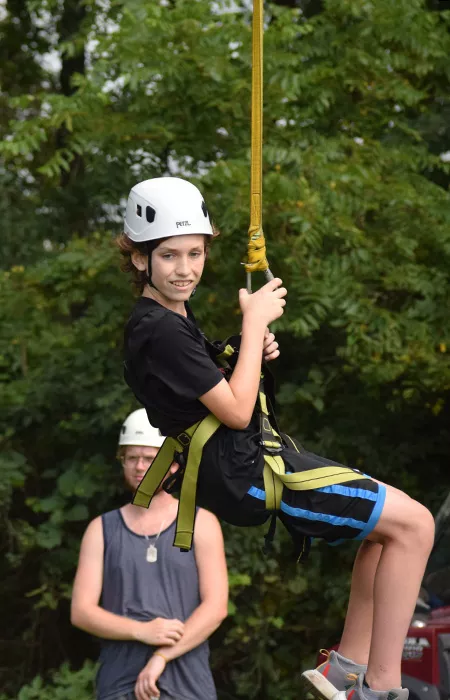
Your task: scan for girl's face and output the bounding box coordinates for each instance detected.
[133,234,207,313]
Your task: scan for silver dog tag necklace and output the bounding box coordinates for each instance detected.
[145,520,166,564]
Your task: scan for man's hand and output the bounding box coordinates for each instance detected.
[263,328,280,362]
[134,653,166,700]
[134,618,184,646]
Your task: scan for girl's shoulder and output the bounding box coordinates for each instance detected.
[127,297,190,331]
[126,299,203,351]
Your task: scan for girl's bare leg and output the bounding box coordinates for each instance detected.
[338,540,382,666]
[337,480,408,667]
[364,487,434,690]
[305,485,433,697]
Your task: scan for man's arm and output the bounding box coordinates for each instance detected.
[71,516,184,646]
[156,508,228,661]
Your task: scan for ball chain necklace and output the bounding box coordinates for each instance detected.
[133,514,166,564]
[145,519,166,564]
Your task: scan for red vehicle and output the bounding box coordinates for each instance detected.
[402,492,450,700]
[326,492,450,700]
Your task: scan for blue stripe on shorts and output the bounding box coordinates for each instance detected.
[246,481,386,542]
[315,484,378,501]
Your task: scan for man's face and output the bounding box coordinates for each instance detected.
[122,445,159,491]
[121,445,178,492]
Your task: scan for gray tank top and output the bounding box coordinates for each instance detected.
[96,509,217,700]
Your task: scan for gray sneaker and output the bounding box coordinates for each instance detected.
[301,668,409,700]
[317,650,366,692]
[344,674,409,700]
[302,650,366,698]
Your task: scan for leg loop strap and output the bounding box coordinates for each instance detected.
[132,414,221,552]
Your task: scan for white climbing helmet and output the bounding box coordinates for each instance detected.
[124,176,213,242]
[118,408,165,448]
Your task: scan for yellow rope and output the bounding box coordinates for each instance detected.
[244,0,273,290]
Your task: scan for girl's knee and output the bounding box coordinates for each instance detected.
[412,501,435,544]
[400,500,435,551]
[376,491,435,551]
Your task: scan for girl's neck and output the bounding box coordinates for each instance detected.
[142,286,187,317]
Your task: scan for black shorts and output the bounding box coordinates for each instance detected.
[246,446,386,546]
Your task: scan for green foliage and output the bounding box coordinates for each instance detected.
[1,0,450,697]
[0,661,96,700]
[215,524,358,699]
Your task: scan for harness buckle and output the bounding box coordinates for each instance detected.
[177,432,191,447]
[262,444,284,454]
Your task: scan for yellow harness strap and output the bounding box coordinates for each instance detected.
[216,344,235,366]
[245,0,273,292]
[132,414,221,551]
[258,385,363,511]
[263,454,285,510]
[133,394,363,551]
[173,414,221,550]
[132,434,188,507]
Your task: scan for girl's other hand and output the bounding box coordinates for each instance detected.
[263,328,280,362]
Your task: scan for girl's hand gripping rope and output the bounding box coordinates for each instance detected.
[239,277,287,328]
[199,279,286,430]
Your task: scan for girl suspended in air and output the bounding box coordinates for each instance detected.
[119,176,434,700]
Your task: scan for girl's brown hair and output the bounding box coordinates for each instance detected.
[116,228,219,294]
[116,234,149,293]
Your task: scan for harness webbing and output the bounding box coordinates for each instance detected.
[258,382,362,510]
[245,0,273,293]
[173,414,221,550]
[132,414,221,550]
[132,384,364,552]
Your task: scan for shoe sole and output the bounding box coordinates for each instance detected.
[302,670,341,700]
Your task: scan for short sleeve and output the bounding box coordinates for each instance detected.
[143,312,224,400]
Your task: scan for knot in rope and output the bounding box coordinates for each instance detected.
[244,227,270,274]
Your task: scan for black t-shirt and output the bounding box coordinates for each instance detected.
[124,297,223,436]
[124,297,267,526]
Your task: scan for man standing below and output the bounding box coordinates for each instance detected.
[71,409,228,700]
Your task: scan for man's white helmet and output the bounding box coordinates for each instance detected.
[124,177,213,242]
[119,409,165,448]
